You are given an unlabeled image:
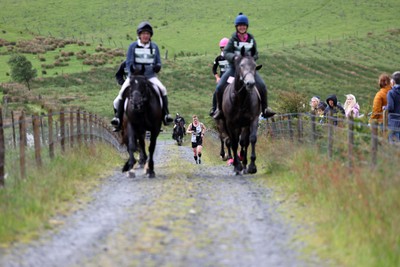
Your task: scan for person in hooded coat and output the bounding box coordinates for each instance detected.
[323,94,345,125]
[386,71,400,143]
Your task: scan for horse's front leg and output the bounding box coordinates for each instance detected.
[123,124,137,177]
[230,134,243,175]
[138,133,147,168]
[239,130,250,174]
[220,137,226,160]
[247,123,258,174]
[146,133,157,178]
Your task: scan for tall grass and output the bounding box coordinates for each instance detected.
[0,144,121,246]
[205,133,400,267]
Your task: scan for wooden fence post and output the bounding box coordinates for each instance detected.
[60,108,66,153]
[328,110,333,159]
[69,109,74,148]
[311,111,317,143]
[11,110,16,149]
[77,109,82,146]
[89,112,94,143]
[83,110,87,142]
[0,108,5,187]
[297,113,303,143]
[383,110,388,140]
[348,115,354,171]
[48,109,54,159]
[371,121,378,168]
[32,113,42,167]
[288,114,294,141]
[19,111,26,179]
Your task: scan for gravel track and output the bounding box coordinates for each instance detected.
[0,140,326,267]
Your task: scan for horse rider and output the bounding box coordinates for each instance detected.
[111,21,173,132]
[173,113,186,140]
[210,37,230,116]
[212,13,276,120]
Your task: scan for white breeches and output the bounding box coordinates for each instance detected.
[113,77,167,109]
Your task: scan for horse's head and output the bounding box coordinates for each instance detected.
[234,46,262,93]
[127,65,148,112]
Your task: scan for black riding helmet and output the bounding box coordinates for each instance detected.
[137,21,153,37]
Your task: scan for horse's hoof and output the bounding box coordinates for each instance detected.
[128,170,135,178]
[148,172,156,178]
[247,166,257,174]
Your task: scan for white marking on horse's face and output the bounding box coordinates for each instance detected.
[135,79,138,84]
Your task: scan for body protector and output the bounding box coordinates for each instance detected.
[234,39,254,56]
[134,47,156,64]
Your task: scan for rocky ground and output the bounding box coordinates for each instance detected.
[0,139,327,267]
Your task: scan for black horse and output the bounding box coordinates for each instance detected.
[173,120,185,146]
[122,67,162,178]
[221,47,261,175]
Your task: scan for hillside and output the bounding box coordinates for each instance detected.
[0,0,399,119]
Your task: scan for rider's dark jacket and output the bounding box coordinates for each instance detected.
[223,32,258,68]
[115,61,127,85]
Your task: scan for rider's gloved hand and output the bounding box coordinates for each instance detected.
[153,65,161,73]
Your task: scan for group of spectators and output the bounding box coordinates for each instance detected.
[309,71,400,143]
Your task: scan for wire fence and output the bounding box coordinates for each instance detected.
[0,108,123,187]
[208,110,400,170]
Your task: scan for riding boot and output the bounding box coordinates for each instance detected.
[162,95,174,125]
[111,99,124,132]
[209,92,217,117]
[213,90,224,120]
[259,89,276,119]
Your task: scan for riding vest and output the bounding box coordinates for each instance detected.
[218,59,229,74]
[233,39,254,56]
[134,47,156,64]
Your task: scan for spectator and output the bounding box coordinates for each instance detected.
[324,94,345,125]
[309,96,321,113]
[386,71,400,143]
[343,94,361,118]
[370,73,391,126]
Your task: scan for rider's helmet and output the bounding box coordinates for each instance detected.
[176,113,180,117]
[219,38,229,48]
[137,21,153,37]
[234,13,249,27]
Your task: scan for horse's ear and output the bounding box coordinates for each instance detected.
[250,46,256,57]
[130,64,135,75]
[256,64,262,70]
[240,46,245,57]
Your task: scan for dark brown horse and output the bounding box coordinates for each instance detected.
[121,67,162,178]
[221,47,261,175]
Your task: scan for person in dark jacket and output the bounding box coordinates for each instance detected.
[210,37,229,116]
[386,71,400,143]
[111,21,173,131]
[323,94,345,126]
[212,13,275,120]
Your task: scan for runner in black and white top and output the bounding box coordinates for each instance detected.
[186,115,206,164]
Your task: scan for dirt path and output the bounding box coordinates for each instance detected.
[0,140,326,267]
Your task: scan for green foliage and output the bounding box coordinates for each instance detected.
[7,54,37,90]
